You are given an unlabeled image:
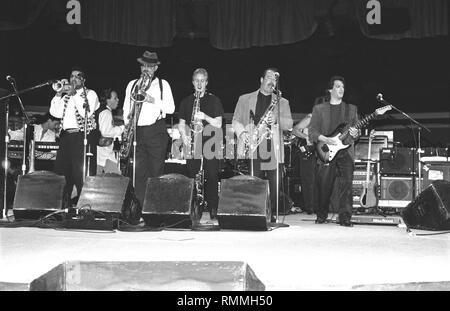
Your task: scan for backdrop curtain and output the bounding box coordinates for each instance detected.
[354,0,448,39]
[209,0,317,50]
[79,0,176,47]
[0,0,49,30]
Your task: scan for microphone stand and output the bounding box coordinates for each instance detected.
[377,96,431,196]
[2,99,9,219]
[272,80,288,228]
[249,111,254,176]
[8,80,31,176]
[81,83,90,182]
[1,79,50,219]
[0,80,53,102]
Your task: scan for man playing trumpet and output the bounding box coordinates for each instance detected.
[50,67,99,206]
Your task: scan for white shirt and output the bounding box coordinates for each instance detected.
[50,88,99,130]
[123,77,175,126]
[8,124,57,142]
[97,107,124,167]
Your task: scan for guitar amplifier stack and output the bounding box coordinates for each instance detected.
[378,147,416,209]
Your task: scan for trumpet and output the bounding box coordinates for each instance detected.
[52,79,75,95]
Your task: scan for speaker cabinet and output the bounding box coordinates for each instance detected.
[76,173,139,224]
[422,162,450,190]
[355,135,388,161]
[378,176,414,208]
[218,176,270,231]
[379,147,414,175]
[402,180,450,231]
[29,261,265,291]
[142,174,195,228]
[13,171,66,220]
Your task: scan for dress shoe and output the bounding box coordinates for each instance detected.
[315,217,327,224]
[339,219,353,227]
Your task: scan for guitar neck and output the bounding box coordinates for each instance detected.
[339,111,379,141]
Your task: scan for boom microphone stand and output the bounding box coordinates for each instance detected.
[376,94,431,196]
[1,78,53,219]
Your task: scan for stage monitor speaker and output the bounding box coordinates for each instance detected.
[380,147,414,175]
[76,173,140,224]
[402,180,450,231]
[29,261,265,291]
[13,171,66,220]
[218,175,270,231]
[422,162,450,190]
[142,174,195,228]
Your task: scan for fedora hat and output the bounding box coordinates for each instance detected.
[137,51,161,65]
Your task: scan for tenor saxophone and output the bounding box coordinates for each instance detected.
[244,88,282,157]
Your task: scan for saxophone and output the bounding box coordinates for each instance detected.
[244,88,282,157]
[193,157,207,218]
[120,71,152,160]
[186,91,203,158]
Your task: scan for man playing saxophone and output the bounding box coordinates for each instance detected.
[122,51,175,207]
[178,68,224,220]
[232,68,293,220]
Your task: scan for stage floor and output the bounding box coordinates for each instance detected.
[1,211,450,291]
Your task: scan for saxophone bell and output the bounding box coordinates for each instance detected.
[131,71,152,103]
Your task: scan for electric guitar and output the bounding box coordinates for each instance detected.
[359,130,378,208]
[315,105,392,163]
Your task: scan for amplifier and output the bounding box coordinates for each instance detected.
[421,161,450,190]
[379,147,415,175]
[378,176,416,208]
[355,135,388,161]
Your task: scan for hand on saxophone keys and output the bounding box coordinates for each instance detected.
[194,111,205,120]
[265,113,276,125]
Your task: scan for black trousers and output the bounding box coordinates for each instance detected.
[298,154,318,213]
[135,120,168,206]
[54,131,97,202]
[186,158,219,214]
[315,151,354,221]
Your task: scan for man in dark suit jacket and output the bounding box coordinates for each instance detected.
[309,76,360,227]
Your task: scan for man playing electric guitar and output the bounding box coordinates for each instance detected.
[309,76,360,227]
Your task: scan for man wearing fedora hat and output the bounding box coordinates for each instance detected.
[123,51,175,206]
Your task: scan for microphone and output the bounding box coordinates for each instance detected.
[376,93,384,101]
[6,75,15,83]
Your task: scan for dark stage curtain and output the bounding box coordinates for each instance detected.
[0,0,49,30]
[79,0,176,47]
[355,0,448,39]
[209,0,317,50]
